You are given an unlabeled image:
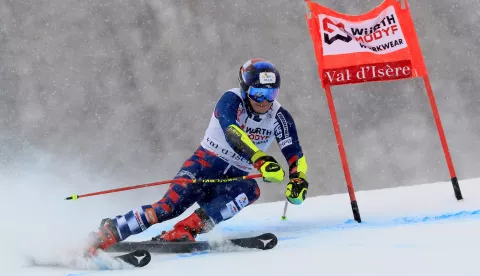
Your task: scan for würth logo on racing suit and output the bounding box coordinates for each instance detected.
[244,127,272,142]
[322,18,352,45]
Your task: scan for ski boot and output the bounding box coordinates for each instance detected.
[152,208,213,242]
[85,218,121,256]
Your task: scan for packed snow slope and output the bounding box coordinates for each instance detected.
[8,177,480,276]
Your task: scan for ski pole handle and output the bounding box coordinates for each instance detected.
[65,174,263,201]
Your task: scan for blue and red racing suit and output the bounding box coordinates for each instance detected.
[110,88,308,241]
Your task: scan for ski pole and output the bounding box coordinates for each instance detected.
[65,174,263,201]
[281,200,289,220]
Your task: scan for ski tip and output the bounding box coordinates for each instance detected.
[281,216,287,220]
[256,233,278,250]
[116,249,151,267]
[133,249,151,267]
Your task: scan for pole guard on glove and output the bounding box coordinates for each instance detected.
[252,151,285,183]
[285,176,308,205]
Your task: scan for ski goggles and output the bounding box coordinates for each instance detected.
[247,86,279,103]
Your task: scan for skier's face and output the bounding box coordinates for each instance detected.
[248,98,273,114]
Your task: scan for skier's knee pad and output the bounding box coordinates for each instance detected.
[232,179,261,205]
[199,182,261,224]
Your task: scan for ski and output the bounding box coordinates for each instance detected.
[29,249,151,269]
[107,232,278,253]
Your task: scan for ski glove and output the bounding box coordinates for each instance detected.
[286,177,308,205]
[251,151,285,183]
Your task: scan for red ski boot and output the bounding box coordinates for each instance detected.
[152,208,213,242]
[85,218,121,256]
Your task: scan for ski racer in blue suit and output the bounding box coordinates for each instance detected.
[86,58,309,255]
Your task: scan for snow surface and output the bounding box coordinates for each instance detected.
[6,177,480,276]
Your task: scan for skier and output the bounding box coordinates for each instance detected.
[86,58,309,255]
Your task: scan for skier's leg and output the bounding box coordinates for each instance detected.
[109,166,203,241]
[197,178,261,224]
[87,148,216,251]
[155,178,260,242]
[109,181,201,241]
[86,180,202,253]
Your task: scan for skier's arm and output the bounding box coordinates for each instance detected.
[274,107,308,179]
[215,92,284,182]
[274,108,309,204]
[214,91,258,159]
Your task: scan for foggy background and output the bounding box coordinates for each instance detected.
[0,0,479,259]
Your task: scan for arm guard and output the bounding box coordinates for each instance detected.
[225,124,260,161]
[289,155,308,180]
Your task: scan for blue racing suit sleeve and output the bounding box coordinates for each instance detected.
[215,91,242,131]
[274,107,308,180]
